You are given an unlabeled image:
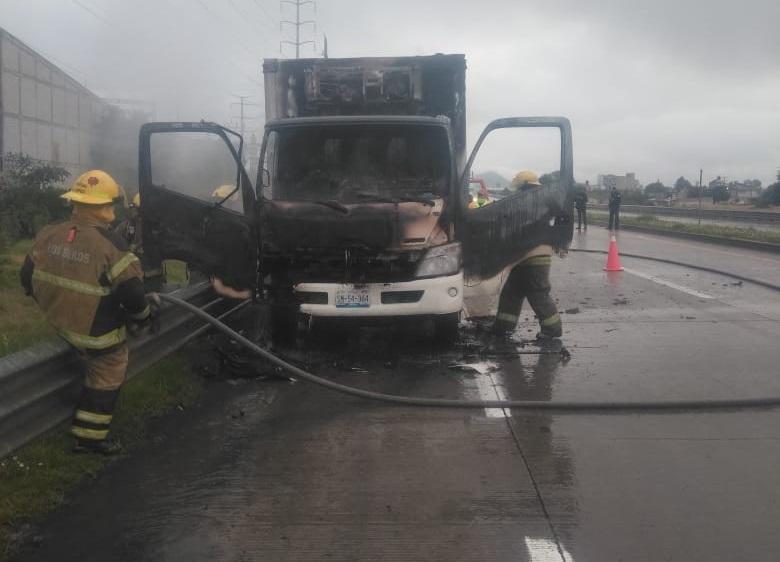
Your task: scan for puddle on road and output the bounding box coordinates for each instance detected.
[204,306,574,412]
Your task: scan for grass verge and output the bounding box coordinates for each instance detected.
[589,212,780,245]
[0,353,202,560]
[0,240,53,358]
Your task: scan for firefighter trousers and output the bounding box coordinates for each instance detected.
[495,256,562,337]
[70,344,129,443]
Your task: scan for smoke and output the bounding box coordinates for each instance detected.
[2,0,778,186]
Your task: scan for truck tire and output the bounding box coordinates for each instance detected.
[434,312,460,344]
[270,304,298,344]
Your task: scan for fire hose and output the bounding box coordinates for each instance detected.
[158,250,780,411]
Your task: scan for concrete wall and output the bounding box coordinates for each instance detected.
[1,28,106,177]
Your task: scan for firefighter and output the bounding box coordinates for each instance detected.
[574,187,588,231]
[467,180,491,209]
[493,170,562,339]
[212,184,241,211]
[608,186,622,230]
[114,192,165,291]
[20,170,156,455]
[212,184,234,199]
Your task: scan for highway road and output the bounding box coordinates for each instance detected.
[13,227,780,562]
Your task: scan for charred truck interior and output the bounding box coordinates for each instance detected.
[138,54,573,341]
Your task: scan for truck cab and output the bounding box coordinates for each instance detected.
[138,54,574,342]
[258,114,462,337]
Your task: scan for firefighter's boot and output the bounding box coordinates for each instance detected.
[73,438,123,456]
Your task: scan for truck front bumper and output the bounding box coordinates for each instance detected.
[295,272,464,318]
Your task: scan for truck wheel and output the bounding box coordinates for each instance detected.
[270,304,298,344]
[434,312,460,344]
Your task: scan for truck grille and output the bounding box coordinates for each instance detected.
[298,292,328,305]
[381,290,424,304]
[269,250,422,284]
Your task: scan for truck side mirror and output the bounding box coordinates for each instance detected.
[261,168,271,188]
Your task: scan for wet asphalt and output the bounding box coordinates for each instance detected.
[13,226,780,562]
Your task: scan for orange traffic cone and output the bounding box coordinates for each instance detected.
[604,235,624,271]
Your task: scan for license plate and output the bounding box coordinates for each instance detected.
[335,287,370,308]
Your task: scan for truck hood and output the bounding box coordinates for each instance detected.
[261,198,448,253]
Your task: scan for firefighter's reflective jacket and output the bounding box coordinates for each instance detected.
[20,217,150,351]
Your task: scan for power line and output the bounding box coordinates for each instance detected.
[71,0,262,98]
[195,0,265,63]
[252,0,280,27]
[280,0,316,58]
[72,0,112,26]
[228,0,278,37]
[156,0,265,86]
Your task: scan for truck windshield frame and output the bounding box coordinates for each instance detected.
[260,122,453,204]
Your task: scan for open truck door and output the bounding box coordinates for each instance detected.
[138,122,258,290]
[458,117,574,279]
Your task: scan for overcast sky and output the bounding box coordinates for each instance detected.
[2,0,779,186]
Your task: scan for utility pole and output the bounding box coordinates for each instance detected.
[280,0,316,58]
[230,94,263,138]
[231,95,252,137]
[229,95,264,174]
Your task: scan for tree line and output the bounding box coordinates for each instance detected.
[582,173,780,207]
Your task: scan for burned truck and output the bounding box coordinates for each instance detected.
[139,54,573,341]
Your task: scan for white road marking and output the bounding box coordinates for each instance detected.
[458,361,509,418]
[488,371,511,418]
[525,537,575,561]
[622,266,713,299]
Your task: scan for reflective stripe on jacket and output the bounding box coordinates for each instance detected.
[518,244,553,264]
[20,217,149,350]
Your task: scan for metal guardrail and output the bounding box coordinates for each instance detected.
[588,204,780,225]
[0,282,234,458]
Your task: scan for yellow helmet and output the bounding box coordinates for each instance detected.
[62,170,122,205]
[212,184,236,199]
[131,192,141,207]
[510,170,542,191]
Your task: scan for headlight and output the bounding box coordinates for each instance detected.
[415,242,462,278]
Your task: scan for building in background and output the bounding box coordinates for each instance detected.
[729,182,761,203]
[596,172,641,191]
[0,27,107,177]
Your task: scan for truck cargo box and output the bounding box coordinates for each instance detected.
[262,54,467,159]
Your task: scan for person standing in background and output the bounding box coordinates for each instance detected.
[574,188,588,231]
[608,186,622,231]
